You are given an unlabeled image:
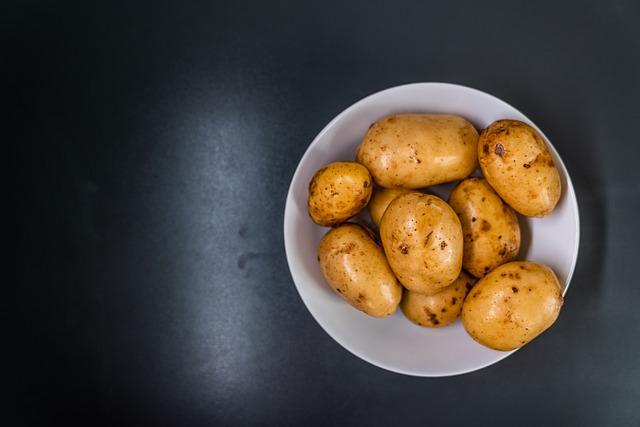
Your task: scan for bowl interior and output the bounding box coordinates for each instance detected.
[284,83,579,376]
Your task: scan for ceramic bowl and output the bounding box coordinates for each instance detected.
[284,83,579,376]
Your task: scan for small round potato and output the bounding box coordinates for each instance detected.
[307,162,373,226]
[318,223,402,317]
[380,193,463,295]
[478,120,561,217]
[356,114,479,188]
[368,187,414,227]
[401,271,476,328]
[448,178,521,278]
[461,261,563,351]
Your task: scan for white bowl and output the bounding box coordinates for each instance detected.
[284,83,580,377]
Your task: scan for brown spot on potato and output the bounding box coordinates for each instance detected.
[483,144,489,154]
[484,266,490,272]
[440,241,447,250]
[520,265,527,270]
[494,143,505,156]
[335,242,356,254]
[399,243,409,254]
[451,297,457,305]
[363,180,370,188]
[523,163,531,168]
[424,231,434,247]
[336,288,343,293]
[424,307,439,325]
[317,255,320,262]
[473,290,481,298]
[481,220,491,231]
[441,308,446,313]
[499,247,507,256]
[512,287,519,293]
[471,217,477,222]
[481,197,486,202]
[515,272,521,279]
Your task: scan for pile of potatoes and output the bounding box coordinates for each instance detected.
[308,114,564,351]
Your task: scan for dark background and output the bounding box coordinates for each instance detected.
[7,0,640,425]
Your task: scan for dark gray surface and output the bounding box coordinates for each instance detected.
[8,0,640,425]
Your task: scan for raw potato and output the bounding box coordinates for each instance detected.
[318,223,402,317]
[478,120,561,217]
[380,193,463,295]
[356,114,479,188]
[307,162,373,226]
[368,187,414,227]
[461,261,563,351]
[448,178,521,278]
[401,271,476,328]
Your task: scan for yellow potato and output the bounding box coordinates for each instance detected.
[355,114,478,189]
[318,223,402,317]
[461,261,563,351]
[307,162,373,226]
[368,187,414,227]
[448,178,521,278]
[478,120,561,217]
[401,271,476,327]
[380,193,463,295]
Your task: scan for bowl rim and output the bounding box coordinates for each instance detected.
[283,82,581,377]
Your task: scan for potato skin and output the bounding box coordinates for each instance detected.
[307,162,373,226]
[461,261,563,351]
[318,223,402,317]
[448,178,521,278]
[401,271,476,328]
[368,187,414,227]
[380,193,463,295]
[478,120,561,217]
[356,114,479,188]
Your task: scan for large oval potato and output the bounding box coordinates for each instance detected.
[461,261,563,351]
[380,193,463,295]
[368,187,414,227]
[401,271,476,328]
[478,120,561,217]
[448,178,521,278]
[307,162,373,226]
[356,114,479,188]
[318,223,402,317]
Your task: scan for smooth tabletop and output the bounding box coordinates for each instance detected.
[8,0,640,425]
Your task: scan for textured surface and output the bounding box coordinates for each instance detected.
[7,0,640,425]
